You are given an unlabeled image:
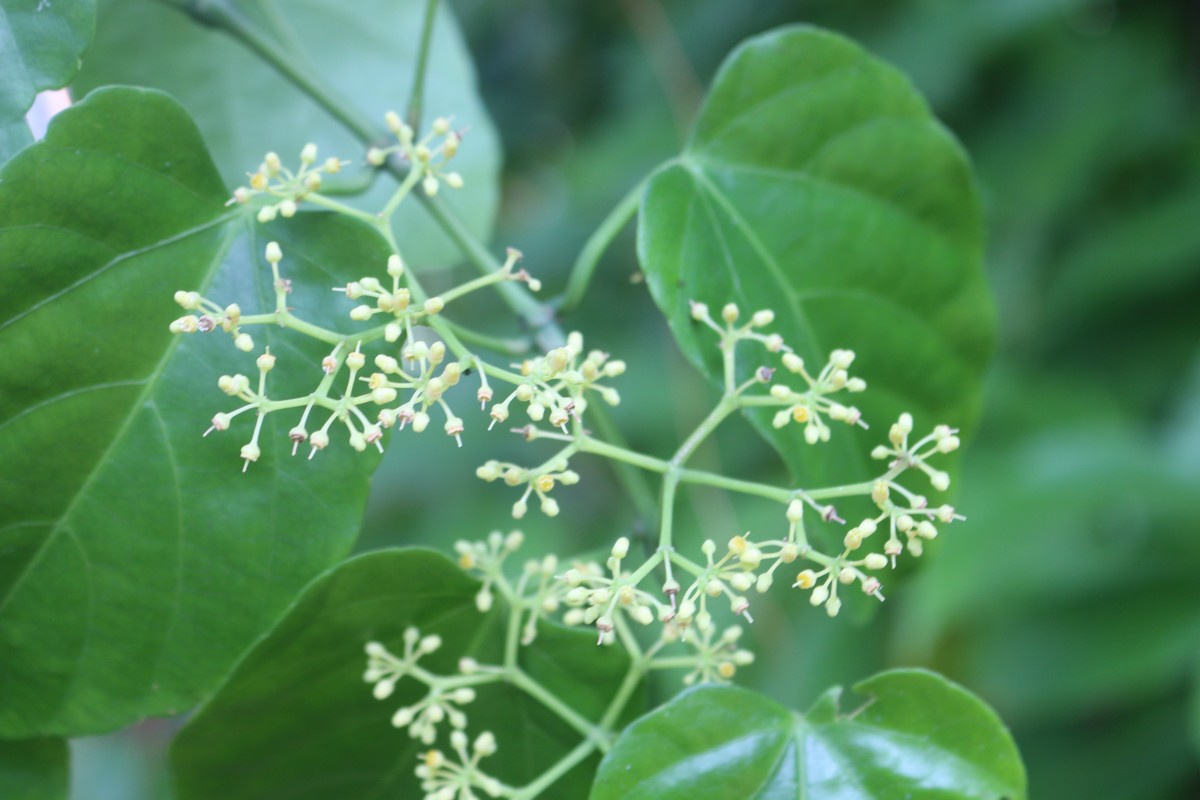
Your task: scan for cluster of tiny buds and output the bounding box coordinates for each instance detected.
[560,537,668,645]
[451,531,754,686]
[458,532,583,647]
[229,142,347,221]
[454,530,527,614]
[181,239,555,467]
[338,249,537,343]
[688,301,867,444]
[170,290,255,353]
[690,301,789,354]
[475,458,581,519]
[364,632,480,745]
[664,623,755,685]
[872,413,960,492]
[416,731,505,800]
[486,331,624,434]
[768,347,867,444]
[543,412,962,628]
[368,112,465,197]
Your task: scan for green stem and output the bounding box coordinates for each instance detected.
[303,192,381,227]
[558,179,644,314]
[379,165,424,220]
[674,468,790,503]
[237,312,347,346]
[407,0,441,131]
[657,474,679,550]
[598,657,646,731]
[646,656,697,670]
[437,267,513,305]
[158,0,376,142]
[157,0,567,348]
[586,406,660,529]
[439,319,531,356]
[672,395,735,468]
[510,738,598,800]
[313,167,379,197]
[503,572,532,667]
[508,668,601,745]
[420,198,564,351]
[576,435,668,472]
[623,549,665,588]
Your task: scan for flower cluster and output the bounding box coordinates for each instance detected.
[367,112,465,198]
[767,346,867,443]
[169,288,257,353]
[416,731,506,800]
[485,332,624,432]
[455,531,562,646]
[559,537,667,645]
[663,623,755,685]
[474,458,581,519]
[229,142,347,222]
[365,634,507,800]
[365,632,483,745]
[169,232,551,467]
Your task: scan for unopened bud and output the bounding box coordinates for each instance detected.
[864,553,889,570]
[751,309,774,327]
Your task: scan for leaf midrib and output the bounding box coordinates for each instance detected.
[0,214,245,721]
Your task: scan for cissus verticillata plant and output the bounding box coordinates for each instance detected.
[0,1,1016,798]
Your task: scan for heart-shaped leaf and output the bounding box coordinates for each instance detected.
[591,669,1025,800]
[73,0,499,268]
[0,737,67,800]
[172,548,639,799]
[0,87,389,737]
[639,25,993,485]
[0,0,94,162]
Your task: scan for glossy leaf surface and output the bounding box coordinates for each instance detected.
[172,548,636,799]
[73,0,498,268]
[591,670,1025,800]
[639,26,993,485]
[0,0,93,162]
[0,87,386,737]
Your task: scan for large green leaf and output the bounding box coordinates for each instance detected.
[0,0,94,162]
[591,670,1024,800]
[639,25,993,485]
[0,738,67,800]
[172,548,637,799]
[0,87,387,737]
[73,0,498,269]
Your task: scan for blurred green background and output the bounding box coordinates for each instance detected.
[70,0,1200,797]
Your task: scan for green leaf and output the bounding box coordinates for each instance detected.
[0,738,68,800]
[171,548,637,799]
[639,25,993,485]
[0,0,94,162]
[0,87,387,737]
[591,669,1025,800]
[0,117,34,163]
[73,0,498,268]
